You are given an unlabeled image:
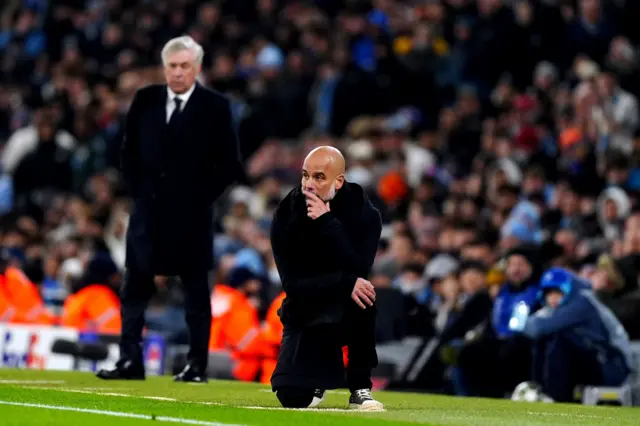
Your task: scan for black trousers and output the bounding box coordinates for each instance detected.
[119,265,211,371]
[457,335,532,398]
[274,303,377,408]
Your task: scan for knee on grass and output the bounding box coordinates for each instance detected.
[276,388,315,408]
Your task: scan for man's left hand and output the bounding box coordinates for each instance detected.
[303,190,330,219]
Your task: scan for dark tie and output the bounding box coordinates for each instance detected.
[168,97,182,128]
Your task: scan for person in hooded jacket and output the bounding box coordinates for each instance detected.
[456,244,542,398]
[270,146,384,411]
[514,267,631,403]
[60,253,122,334]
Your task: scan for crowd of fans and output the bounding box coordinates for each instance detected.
[1,0,640,398]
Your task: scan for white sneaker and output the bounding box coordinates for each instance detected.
[511,381,555,403]
[308,389,325,408]
[349,389,384,411]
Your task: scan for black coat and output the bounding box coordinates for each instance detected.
[121,83,243,276]
[270,182,382,327]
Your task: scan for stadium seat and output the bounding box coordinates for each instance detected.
[579,342,640,406]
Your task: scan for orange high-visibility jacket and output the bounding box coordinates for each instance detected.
[60,284,122,334]
[0,267,57,325]
[209,284,261,381]
[0,284,20,323]
[258,292,285,384]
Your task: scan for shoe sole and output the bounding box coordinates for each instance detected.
[308,396,325,408]
[349,403,385,412]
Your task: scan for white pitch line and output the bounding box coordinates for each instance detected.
[0,400,246,426]
[0,380,65,384]
[242,406,385,412]
[257,389,349,395]
[527,411,616,420]
[21,386,178,402]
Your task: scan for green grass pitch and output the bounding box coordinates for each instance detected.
[0,369,639,425]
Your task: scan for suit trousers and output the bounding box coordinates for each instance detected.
[273,301,377,402]
[119,265,211,371]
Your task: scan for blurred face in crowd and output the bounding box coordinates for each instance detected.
[580,0,601,22]
[545,289,564,309]
[397,269,425,294]
[596,73,616,98]
[460,268,486,295]
[301,146,345,202]
[626,213,640,237]
[554,229,577,258]
[607,167,628,186]
[163,48,201,94]
[523,170,545,194]
[604,199,618,221]
[462,242,495,266]
[506,254,532,286]
[559,189,580,217]
[438,275,460,303]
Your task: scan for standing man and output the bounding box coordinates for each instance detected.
[270,146,384,411]
[97,36,243,383]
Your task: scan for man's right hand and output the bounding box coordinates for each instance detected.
[352,277,376,309]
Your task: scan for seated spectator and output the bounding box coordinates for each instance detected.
[590,253,640,339]
[60,253,121,334]
[456,244,542,398]
[515,267,631,403]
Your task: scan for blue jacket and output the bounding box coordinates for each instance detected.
[524,273,632,382]
[493,282,539,339]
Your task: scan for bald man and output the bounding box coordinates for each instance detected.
[269,146,384,411]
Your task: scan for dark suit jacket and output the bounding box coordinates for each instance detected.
[121,83,243,276]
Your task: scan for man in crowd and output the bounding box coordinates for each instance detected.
[456,244,541,397]
[269,146,384,410]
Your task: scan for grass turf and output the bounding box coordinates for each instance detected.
[0,369,639,425]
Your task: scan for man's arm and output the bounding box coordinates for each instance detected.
[270,213,356,300]
[523,294,593,340]
[120,91,143,196]
[208,97,244,204]
[313,208,382,278]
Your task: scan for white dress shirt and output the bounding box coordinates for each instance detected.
[166,84,196,123]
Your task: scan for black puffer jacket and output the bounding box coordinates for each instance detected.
[270,182,382,327]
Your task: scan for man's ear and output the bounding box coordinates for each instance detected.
[335,174,345,190]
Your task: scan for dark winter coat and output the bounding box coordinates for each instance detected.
[269,182,382,390]
[270,182,382,327]
[121,83,243,276]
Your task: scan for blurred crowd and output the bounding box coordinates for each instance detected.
[1,0,640,396]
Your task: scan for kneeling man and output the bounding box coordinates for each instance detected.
[270,146,384,411]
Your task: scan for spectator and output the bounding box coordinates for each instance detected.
[456,244,541,398]
[516,267,631,403]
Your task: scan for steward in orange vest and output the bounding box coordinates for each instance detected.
[209,267,262,381]
[60,253,122,334]
[0,249,56,325]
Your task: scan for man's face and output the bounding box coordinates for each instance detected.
[604,199,618,221]
[506,254,532,286]
[163,49,200,94]
[460,269,486,294]
[462,244,494,265]
[554,229,577,257]
[545,289,564,309]
[301,156,343,201]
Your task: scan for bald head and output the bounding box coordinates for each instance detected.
[302,146,346,201]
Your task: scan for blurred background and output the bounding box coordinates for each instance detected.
[1,0,640,400]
